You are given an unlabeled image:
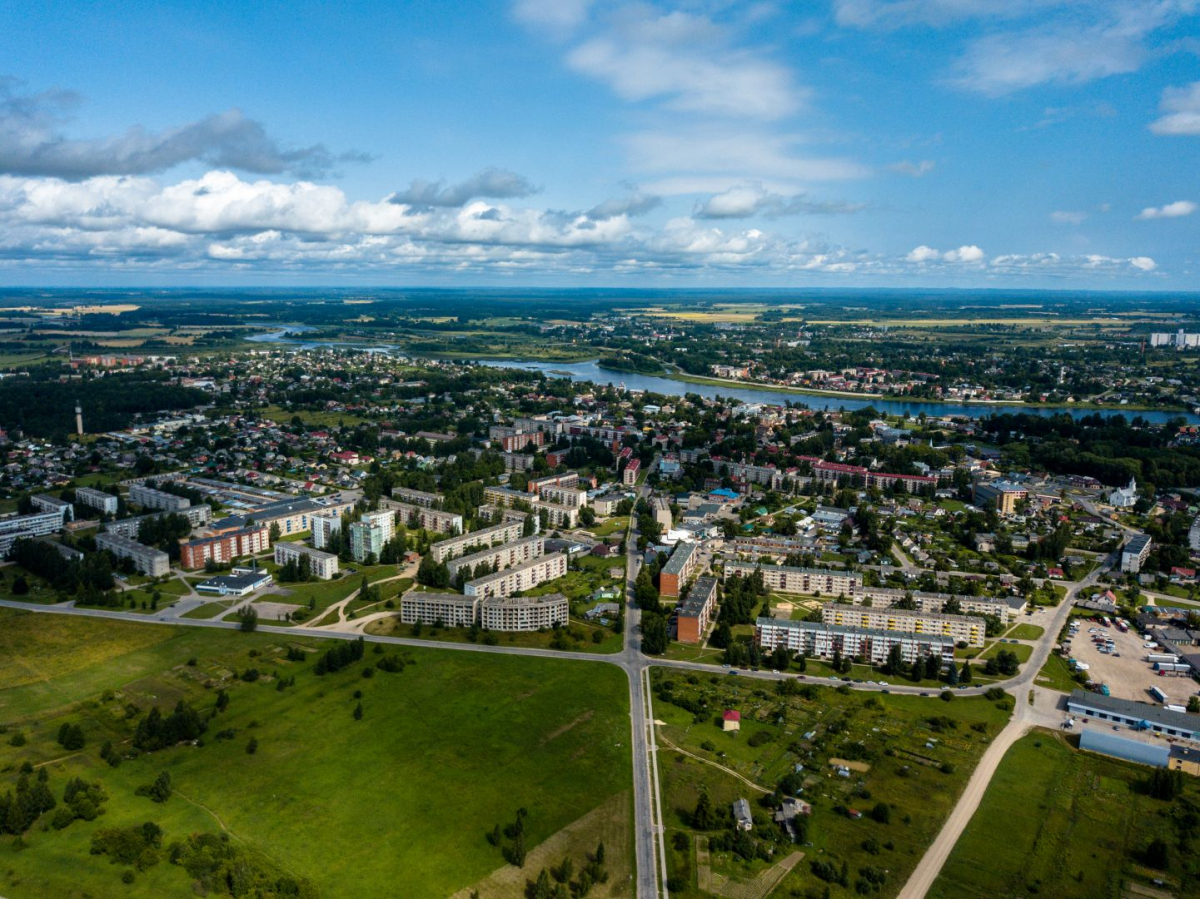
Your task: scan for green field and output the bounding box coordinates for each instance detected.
[0,609,633,899]
[1006,623,1044,641]
[1035,652,1088,693]
[650,669,1013,897]
[364,613,625,654]
[931,730,1200,898]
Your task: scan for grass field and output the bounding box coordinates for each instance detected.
[651,669,1013,897]
[930,730,1200,898]
[976,641,1033,665]
[0,609,633,899]
[1036,652,1087,693]
[1006,623,1045,641]
[364,614,625,654]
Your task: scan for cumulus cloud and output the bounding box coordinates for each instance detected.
[888,159,935,177]
[906,244,985,263]
[693,182,863,218]
[1137,200,1197,220]
[564,7,802,119]
[1050,210,1088,224]
[1149,82,1200,135]
[390,168,538,208]
[987,251,1157,274]
[512,0,593,34]
[0,79,367,180]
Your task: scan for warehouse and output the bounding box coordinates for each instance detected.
[1066,690,1200,744]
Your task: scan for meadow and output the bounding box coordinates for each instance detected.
[930,730,1200,898]
[0,609,633,899]
[650,669,1013,898]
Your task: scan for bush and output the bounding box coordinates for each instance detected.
[939,691,954,702]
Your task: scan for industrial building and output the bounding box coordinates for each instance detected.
[1066,690,1200,744]
[195,567,273,597]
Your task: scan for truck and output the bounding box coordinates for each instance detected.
[1150,686,1168,703]
[1072,661,1090,671]
[1147,653,1179,664]
[1155,662,1191,673]
[1096,684,1111,696]
[1116,620,1129,633]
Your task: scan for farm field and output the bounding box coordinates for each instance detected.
[0,609,633,899]
[930,730,1200,898]
[649,668,1013,898]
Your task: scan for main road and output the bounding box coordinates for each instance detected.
[0,532,1111,899]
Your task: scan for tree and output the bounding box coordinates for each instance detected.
[692,792,714,830]
[353,702,363,720]
[269,522,282,544]
[884,644,905,676]
[246,737,258,755]
[959,660,973,683]
[1142,838,1170,870]
[709,621,733,649]
[236,606,258,632]
[642,614,668,655]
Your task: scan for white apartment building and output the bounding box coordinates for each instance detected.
[129,483,191,512]
[463,552,567,598]
[723,560,862,598]
[312,513,342,550]
[75,487,119,516]
[430,521,525,563]
[446,536,545,581]
[756,617,956,665]
[273,541,340,580]
[822,603,986,647]
[96,532,170,577]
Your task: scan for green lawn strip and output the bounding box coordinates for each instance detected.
[1036,653,1089,693]
[181,601,235,621]
[976,641,1032,664]
[364,615,625,654]
[0,611,632,899]
[1006,623,1045,641]
[930,730,1198,898]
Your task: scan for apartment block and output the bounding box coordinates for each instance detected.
[651,497,672,532]
[105,505,211,539]
[483,485,538,509]
[273,541,339,580]
[31,494,74,521]
[529,472,579,495]
[502,452,537,472]
[400,592,479,627]
[1121,534,1153,574]
[349,520,385,562]
[463,552,567,598]
[539,502,579,529]
[392,487,442,509]
[75,487,119,516]
[0,510,69,554]
[676,576,718,644]
[96,532,170,577]
[539,484,588,508]
[660,541,698,597]
[430,521,525,563]
[849,585,1024,618]
[623,458,641,486]
[756,617,955,665]
[179,525,270,570]
[312,513,342,550]
[385,500,463,536]
[822,603,986,647]
[723,560,861,598]
[446,536,545,581]
[129,483,192,512]
[481,592,568,631]
[360,509,395,544]
[973,480,1028,515]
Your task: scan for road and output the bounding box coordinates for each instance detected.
[1,532,1114,898]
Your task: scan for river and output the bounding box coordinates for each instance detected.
[475,359,1200,424]
[245,328,1197,423]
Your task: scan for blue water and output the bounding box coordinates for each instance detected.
[475,359,1200,424]
[246,328,1198,423]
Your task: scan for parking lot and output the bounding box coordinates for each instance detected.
[1067,617,1197,706]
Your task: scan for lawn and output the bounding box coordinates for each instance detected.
[271,564,399,620]
[1036,652,1088,693]
[976,641,1033,665]
[650,669,1013,897]
[1006,623,1045,641]
[588,517,631,538]
[364,614,625,654]
[0,609,633,899]
[181,601,235,620]
[930,730,1200,898]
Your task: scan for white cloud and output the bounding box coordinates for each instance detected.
[1129,256,1157,271]
[0,80,366,179]
[390,168,538,207]
[564,7,802,119]
[948,3,1193,96]
[833,0,1051,30]
[693,182,863,219]
[888,159,935,177]
[905,244,984,263]
[943,244,985,262]
[906,245,941,262]
[1050,210,1088,224]
[1149,82,1200,135]
[1137,200,1197,220]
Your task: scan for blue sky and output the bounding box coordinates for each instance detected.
[0,0,1197,288]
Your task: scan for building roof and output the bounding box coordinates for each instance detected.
[662,541,696,576]
[723,710,741,721]
[757,616,956,647]
[1067,689,1200,734]
[197,570,270,591]
[678,576,718,618]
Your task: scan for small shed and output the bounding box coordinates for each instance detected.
[722,710,741,733]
